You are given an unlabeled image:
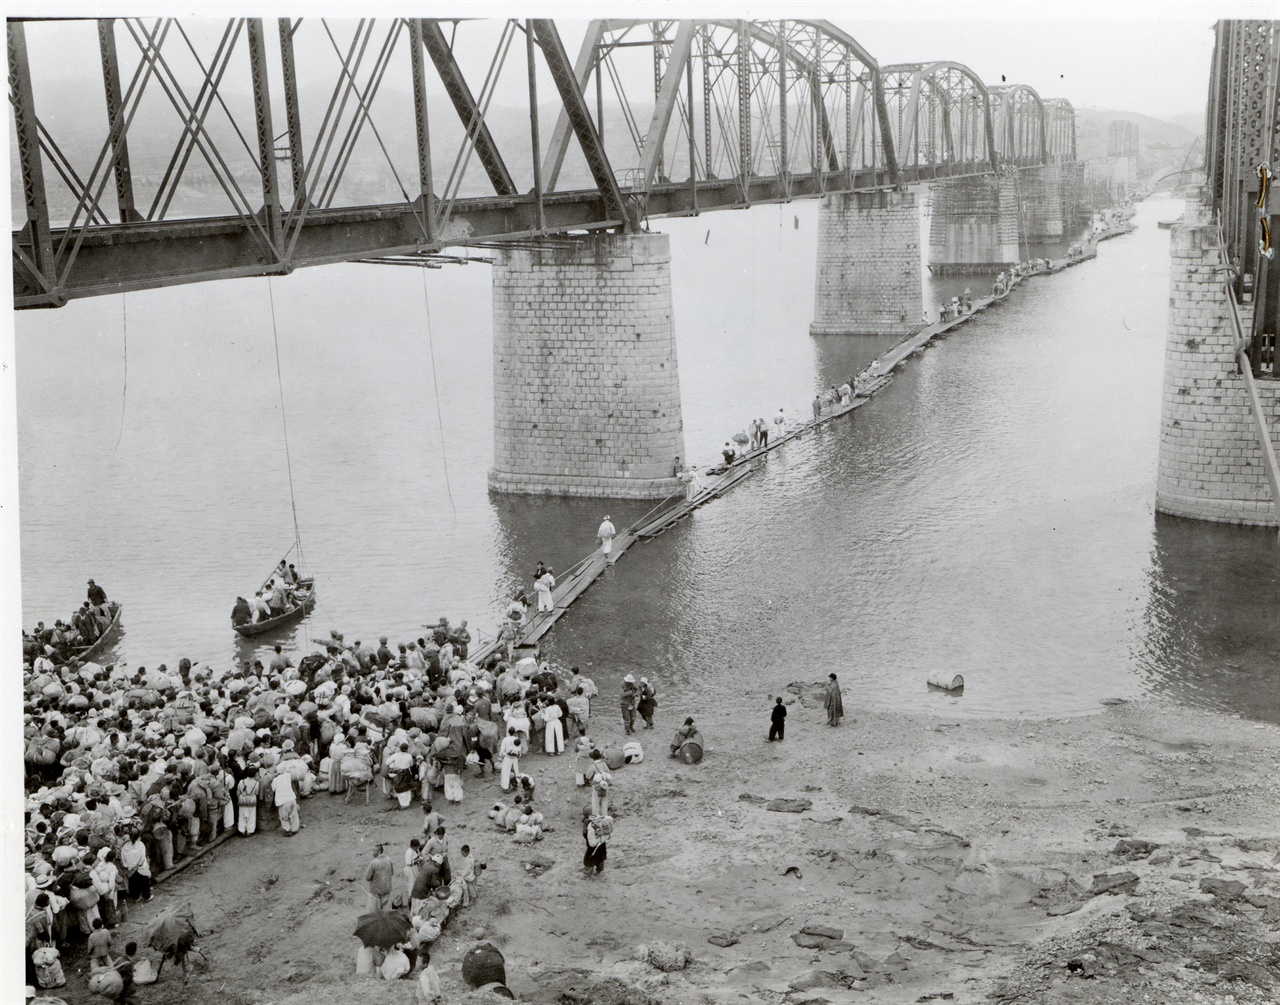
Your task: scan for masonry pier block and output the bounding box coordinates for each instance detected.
[1155,193,1280,526]
[928,175,1020,272]
[1021,164,1065,239]
[489,232,686,499]
[810,189,922,336]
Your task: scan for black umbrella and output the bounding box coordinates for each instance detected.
[353,910,411,949]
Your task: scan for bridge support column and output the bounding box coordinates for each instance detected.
[489,232,686,499]
[1057,161,1089,235]
[1020,164,1064,238]
[1156,193,1280,526]
[927,175,1020,273]
[810,189,921,336]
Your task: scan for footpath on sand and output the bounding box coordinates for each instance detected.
[68,684,1280,1005]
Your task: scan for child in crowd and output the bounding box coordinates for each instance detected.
[87,917,114,967]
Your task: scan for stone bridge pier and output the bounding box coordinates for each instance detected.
[927,175,1021,272]
[1019,164,1065,239]
[1156,194,1280,526]
[488,232,686,499]
[810,189,922,335]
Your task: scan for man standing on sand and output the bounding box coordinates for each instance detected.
[567,687,591,738]
[271,767,300,836]
[768,696,787,742]
[620,675,639,735]
[583,813,611,877]
[637,677,657,730]
[824,673,844,727]
[365,844,394,911]
[499,728,523,792]
[597,515,616,556]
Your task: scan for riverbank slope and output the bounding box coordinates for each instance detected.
[43,687,1280,1005]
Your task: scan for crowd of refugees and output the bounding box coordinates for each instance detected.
[20,596,645,999]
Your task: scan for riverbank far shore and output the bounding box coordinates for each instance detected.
[47,690,1280,1005]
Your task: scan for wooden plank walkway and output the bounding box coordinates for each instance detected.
[468,219,1137,664]
[468,465,756,663]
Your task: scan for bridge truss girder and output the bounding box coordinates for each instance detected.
[879,61,998,180]
[9,16,1075,308]
[1205,20,1280,376]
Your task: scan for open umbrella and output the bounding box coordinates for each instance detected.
[147,903,197,952]
[353,910,411,949]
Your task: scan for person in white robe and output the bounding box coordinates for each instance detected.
[597,515,616,555]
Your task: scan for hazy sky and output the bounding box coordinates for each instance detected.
[9,0,1275,124]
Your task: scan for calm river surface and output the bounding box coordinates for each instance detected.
[15,193,1280,722]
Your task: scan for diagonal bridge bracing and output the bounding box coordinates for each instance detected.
[9,17,1077,308]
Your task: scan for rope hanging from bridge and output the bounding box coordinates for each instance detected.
[420,268,457,521]
[267,277,306,574]
[112,292,127,456]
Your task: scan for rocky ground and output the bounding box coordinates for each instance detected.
[42,686,1280,1005]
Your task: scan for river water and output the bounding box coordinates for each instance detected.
[15,193,1280,723]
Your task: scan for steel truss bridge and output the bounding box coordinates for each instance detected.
[9,17,1078,308]
[1206,19,1280,373]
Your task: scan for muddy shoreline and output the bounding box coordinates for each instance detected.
[39,688,1280,1005]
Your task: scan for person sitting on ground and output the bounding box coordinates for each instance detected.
[669,717,698,758]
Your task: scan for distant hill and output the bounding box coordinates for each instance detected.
[1074,107,1200,161]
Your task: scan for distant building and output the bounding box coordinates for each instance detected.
[1108,120,1140,158]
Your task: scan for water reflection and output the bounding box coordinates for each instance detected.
[1139,513,1280,722]
[19,194,1279,724]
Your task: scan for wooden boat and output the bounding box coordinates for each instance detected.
[234,577,316,637]
[68,602,123,663]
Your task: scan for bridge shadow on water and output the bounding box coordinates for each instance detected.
[1139,513,1280,723]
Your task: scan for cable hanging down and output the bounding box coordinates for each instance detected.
[113,292,128,455]
[421,268,457,521]
[267,277,305,572]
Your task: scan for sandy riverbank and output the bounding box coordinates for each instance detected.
[43,685,1280,1005]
